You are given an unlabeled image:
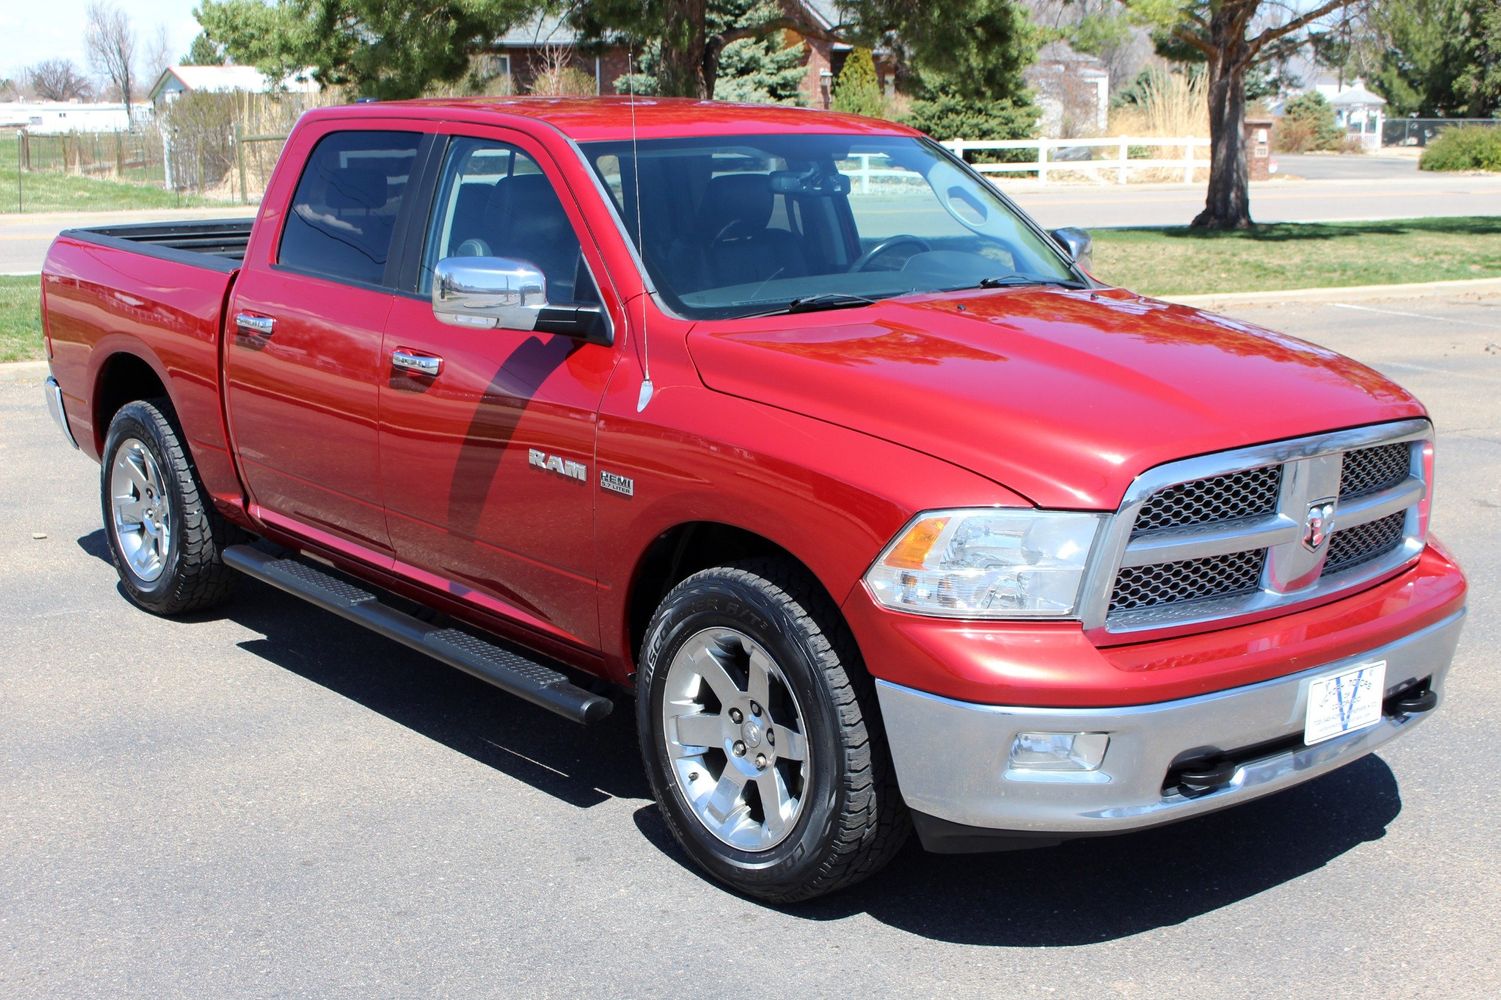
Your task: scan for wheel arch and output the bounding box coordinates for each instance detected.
[91,349,172,455]
[623,521,854,682]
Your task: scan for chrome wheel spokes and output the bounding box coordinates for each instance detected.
[109,438,170,583]
[661,627,811,852]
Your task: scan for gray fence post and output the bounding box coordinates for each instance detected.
[236,122,249,205]
[161,127,174,192]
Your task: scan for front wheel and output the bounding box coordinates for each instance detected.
[101,399,235,615]
[637,559,909,902]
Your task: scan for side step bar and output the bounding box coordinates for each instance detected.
[223,545,613,725]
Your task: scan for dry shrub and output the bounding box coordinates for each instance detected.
[1272,116,1319,153]
[1105,69,1209,184]
[157,92,237,191]
[1110,68,1208,139]
[159,87,344,199]
[529,46,597,97]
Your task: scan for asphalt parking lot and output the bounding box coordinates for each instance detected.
[2,293,1498,998]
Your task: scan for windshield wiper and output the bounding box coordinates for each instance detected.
[739,292,879,318]
[784,292,878,314]
[973,275,1088,290]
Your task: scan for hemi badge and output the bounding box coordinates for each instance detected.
[600,470,635,497]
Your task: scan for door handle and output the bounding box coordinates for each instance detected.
[391,349,443,377]
[235,313,275,337]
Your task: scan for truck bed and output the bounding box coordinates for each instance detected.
[43,220,247,510]
[59,218,255,271]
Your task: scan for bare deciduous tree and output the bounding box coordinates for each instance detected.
[28,59,94,101]
[86,1,137,119]
[144,23,173,91]
[528,46,597,96]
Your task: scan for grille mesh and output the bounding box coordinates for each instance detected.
[1325,510,1406,574]
[1110,549,1266,612]
[1132,465,1282,536]
[1340,443,1410,499]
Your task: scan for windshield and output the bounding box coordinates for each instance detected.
[579,134,1079,319]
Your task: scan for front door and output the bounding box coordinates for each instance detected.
[226,125,428,556]
[378,132,621,650]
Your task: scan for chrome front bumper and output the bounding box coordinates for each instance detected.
[44,375,79,449]
[877,609,1465,838]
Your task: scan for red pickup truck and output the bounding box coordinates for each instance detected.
[41,98,1466,902]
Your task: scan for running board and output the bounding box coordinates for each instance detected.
[223,545,613,725]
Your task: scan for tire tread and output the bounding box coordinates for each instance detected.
[102,399,235,615]
[641,557,909,903]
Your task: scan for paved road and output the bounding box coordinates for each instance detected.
[2,294,1499,998]
[0,207,250,274]
[4,165,1499,272]
[1007,173,1501,230]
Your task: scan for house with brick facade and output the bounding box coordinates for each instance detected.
[482,3,886,108]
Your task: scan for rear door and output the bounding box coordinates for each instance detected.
[225,123,433,556]
[377,129,622,650]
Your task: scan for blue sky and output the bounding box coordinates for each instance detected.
[2,0,202,85]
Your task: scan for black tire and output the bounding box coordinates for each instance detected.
[637,558,909,902]
[100,399,235,615]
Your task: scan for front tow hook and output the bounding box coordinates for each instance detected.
[1176,758,1238,795]
[1390,688,1438,715]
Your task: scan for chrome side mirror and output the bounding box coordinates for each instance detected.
[433,256,548,330]
[1049,227,1093,274]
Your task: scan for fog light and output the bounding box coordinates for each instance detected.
[1009,732,1110,772]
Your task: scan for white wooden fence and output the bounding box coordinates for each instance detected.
[941,137,1211,184]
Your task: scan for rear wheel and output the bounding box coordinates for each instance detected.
[101,399,234,615]
[637,559,908,902]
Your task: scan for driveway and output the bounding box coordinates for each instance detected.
[1,293,1498,998]
[1273,152,1424,181]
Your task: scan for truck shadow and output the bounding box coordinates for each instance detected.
[76,528,1404,945]
[76,529,649,809]
[635,755,1403,945]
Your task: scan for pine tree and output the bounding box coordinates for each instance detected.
[184,32,225,65]
[714,35,805,104]
[831,48,886,118]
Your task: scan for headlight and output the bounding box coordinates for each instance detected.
[864,509,1103,619]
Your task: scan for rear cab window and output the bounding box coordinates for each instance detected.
[278,130,422,286]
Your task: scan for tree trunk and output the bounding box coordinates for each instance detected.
[1193,18,1253,229]
[657,0,710,97]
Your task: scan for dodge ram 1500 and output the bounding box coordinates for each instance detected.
[41,98,1466,901]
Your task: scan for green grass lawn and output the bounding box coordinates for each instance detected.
[0,134,220,214]
[1090,216,1501,297]
[0,275,42,362]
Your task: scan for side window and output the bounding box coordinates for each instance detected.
[420,137,596,305]
[278,130,422,286]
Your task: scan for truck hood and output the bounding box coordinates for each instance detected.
[686,287,1424,509]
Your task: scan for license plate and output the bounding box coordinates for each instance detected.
[1304,660,1387,746]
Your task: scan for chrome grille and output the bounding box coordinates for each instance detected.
[1132,466,1281,536]
[1325,510,1406,574]
[1087,421,1431,634]
[1340,443,1410,499]
[1110,550,1265,612]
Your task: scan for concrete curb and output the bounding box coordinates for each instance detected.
[1163,276,1501,309]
